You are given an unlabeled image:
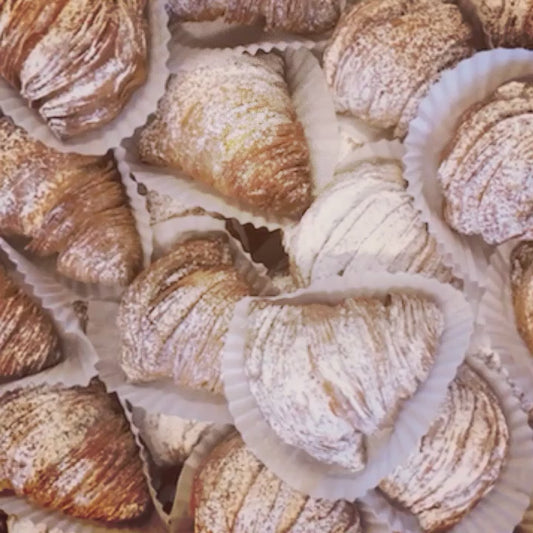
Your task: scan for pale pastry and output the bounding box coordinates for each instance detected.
[192,432,363,532]
[168,0,342,35]
[0,381,151,524]
[0,118,143,286]
[323,0,475,138]
[244,293,444,471]
[0,0,148,140]
[511,241,533,355]
[438,80,533,245]
[138,53,312,218]
[0,267,61,380]
[379,364,509,532]
[289,160,453,287]
[118,237,254,394]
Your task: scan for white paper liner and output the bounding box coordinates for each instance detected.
[0,237,97,392]
[130,45,339,232]
[403,48,533,290]
[363,349,533,533]
[221,272,473,500]
[0,0,170,155]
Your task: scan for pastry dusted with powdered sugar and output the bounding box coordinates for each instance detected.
[288,159,453,287]
[438,81,533,245]
[323,0,475,138]
[379,364,509,532]
[243,293,444,471]
[0,0,148,140]
[192,432,363,532]
[511,241,533,356]
[138,53,312,218]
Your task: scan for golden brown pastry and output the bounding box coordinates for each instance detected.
[0,117,143,286]
[289,159,454,287]
[379,364,509,532]
[192,432,363,532]
[0,0,148,140]
[0,381,151,524]
[323,0,475,138]
[168,0,342,34]
[511,241,533,355]
[0,266,61,381]
[438,81,533,245]
[244,292,444,471]
[118,237,254,394]
[138,53,312,218]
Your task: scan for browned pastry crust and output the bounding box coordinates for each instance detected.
[0,381,151,524]
[0,0,148,140]
[511,241,533,355]
[0,118,143,286]
[0,267,61,381]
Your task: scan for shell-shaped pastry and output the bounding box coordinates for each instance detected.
[168,0,342,34]
[192,432,363,533]
[511,241,533,356]
[118,237,253,394]
[0,118,143,286]
[0,0,148,140]
[138,53,312,218]
[379,364,509,532]
[244,293,444,471]
[323,0,474,138]
[0,381,151,524]
[0,267,61,380]
[289,160,453,287]
[438,80,533,245]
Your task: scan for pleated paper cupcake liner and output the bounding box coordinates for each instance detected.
[0,238,97,393]
[363,348,533,533]
[403,48,533,290]
[221,272,473,500]
[0,0,170,156]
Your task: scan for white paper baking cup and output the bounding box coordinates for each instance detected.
[0,238,97,393]
[363,349,533,533]
[403,48,533,290]
[130,45,339,232]
[0,0,170,155]
[221,272,473,500]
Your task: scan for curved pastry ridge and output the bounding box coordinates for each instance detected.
[511,240,533,355]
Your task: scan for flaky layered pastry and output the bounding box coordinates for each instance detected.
[168,0,342,34]
[192,432,363,533]
[289,160,453,287]
[244,293,444,471]
[0,0,148,140]
[438,81,533,245]
[119,237,253,394]
[379,364,509,532]
[0,267,61,380]
[0,381,151,524]
[138,53,312,218]
[0,118,143,286]
[511,241,533,356]
[323,0,474,138]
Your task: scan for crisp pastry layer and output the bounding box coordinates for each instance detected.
[0,0,148,140]
[438,80,533,245]
[0,117,143,286]
[289,159,453,287]
[192,432,363,533]
[138,53,312,218]
[323,0,474,138]
[168,0,342,34]
[244,293,444,471]
[118,237,252,394]
[511,241,533,356]
[0,381,151,524]
[0,267,61,380]
[379,364,509,533]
